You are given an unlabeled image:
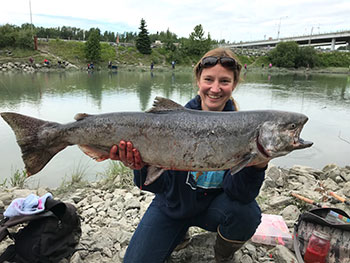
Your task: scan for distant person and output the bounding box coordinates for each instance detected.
[29,57,34,64]
[43,59,50,66]
[171,60,175,69]
[269,63,272,69]
[244,64,247,70]
[108,61,112,69]
[150,62,154,71]
[88,62,94,70]
[261,63,264,68]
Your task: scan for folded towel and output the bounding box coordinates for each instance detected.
[4,193,53,218]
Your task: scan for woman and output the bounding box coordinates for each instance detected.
[109,48,268,263]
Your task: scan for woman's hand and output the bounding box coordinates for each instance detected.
[109,141,144,170]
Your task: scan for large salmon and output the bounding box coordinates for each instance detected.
[1,97,312,184]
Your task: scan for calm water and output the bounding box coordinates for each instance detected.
[0,70,349,187]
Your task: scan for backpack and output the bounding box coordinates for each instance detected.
[0,198,82,263]
[293,207,350,263]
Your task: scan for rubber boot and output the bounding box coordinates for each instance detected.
[214,227,245,262]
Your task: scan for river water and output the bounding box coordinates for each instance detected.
[0,70,349,187]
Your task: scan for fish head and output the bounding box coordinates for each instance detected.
[257,112,313,159]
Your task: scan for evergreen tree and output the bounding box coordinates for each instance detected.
[85,28,101,62]
[136,18,151,54]
[180,24,213,60]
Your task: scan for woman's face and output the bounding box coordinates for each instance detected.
[197,64,236,111]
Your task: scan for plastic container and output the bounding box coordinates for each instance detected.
[251,214,293,248]
[304,230,331,263]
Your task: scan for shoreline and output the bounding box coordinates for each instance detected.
[1,59,350,75]
[0,163,349,262]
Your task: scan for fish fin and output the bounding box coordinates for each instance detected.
[144,166,165,185]
[146,96,185,113]
[78,145,109,161]
[229,153,257,175]
[0,112,67,176]
[74,113,92,121]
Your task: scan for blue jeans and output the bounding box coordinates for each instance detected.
[123,192,261,263]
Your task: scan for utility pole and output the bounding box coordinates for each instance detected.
[308,27,314,46]
[308,25,320,46]
[29,0,37,50]
[277,16,288,40]
[29,0,33,34]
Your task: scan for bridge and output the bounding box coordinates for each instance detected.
[225,31,350,51]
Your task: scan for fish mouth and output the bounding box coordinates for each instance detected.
[293,137,313,149]
[293,124,313,150]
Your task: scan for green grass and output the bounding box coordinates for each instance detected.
[96,161,134,190]
[9,168,27,188]
[45,39,85,65]
[53,162,89,196]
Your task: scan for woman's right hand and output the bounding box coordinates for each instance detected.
[109,141,144,170]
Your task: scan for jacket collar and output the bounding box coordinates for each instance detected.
[184,95,235,111]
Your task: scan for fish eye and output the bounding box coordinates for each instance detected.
[290,123,297,129]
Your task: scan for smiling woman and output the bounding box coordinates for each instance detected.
[194,49,242,112]
[109,48,272,263]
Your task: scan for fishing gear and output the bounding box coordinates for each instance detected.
[291,192,325,208]
[328,191,350,205]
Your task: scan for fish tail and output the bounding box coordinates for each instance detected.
[1,112,67,176]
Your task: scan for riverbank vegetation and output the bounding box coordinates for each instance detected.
[1,21,350,71]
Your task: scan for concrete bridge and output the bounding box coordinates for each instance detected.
[225,30,350,51]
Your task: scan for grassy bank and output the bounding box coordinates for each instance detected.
[1,40,350,74]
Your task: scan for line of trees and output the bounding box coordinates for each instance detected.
[0,19,217,65]
[268,41,318,68]
[3,21,348,68]
[268,41,350,68]
[0,24,34,49]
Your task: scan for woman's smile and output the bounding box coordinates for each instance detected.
[197,64,236,111]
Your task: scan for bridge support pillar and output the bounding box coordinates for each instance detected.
[331,38,335,51]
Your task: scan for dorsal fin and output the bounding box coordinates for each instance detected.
[74,113,92,121]
[146,96,185,113]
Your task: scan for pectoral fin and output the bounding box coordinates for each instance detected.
[78,145,109,161]
[144,166,165,185]
[229,153,257,175]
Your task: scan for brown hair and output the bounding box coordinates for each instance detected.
[194,48,242,110]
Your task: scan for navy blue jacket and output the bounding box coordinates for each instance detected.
[133,96,266,219]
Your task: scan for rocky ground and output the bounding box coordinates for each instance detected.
[0,163,349,263]
[0,61,79,72]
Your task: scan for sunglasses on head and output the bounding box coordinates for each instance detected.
[199,56,241,70]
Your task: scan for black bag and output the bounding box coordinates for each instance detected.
[293,207,350,263]
[0,198,82,263]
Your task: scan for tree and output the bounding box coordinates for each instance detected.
[0,24,17,48]
[85,28,101,62]
[136,18,151,54]
[268,41,299,68]
[268,41,319,68]
[296,46,318,68]
[16,29,34,49]
[180,24,213,61]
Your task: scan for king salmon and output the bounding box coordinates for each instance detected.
[1,97,313,185]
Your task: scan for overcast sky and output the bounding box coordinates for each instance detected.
[1,0,350,43]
